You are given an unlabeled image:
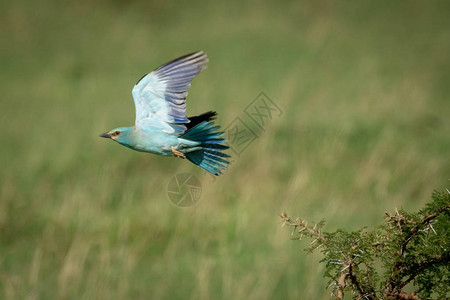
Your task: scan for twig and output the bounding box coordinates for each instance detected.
[397,254,447,290]
[385,291,422,300]
[385,204,449,297]
[335,262,349,300]
[280,213,325,241]
[400,204,450,255]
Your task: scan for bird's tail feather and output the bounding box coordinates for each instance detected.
[181,121,230,175]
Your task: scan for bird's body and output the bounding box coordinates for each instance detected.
[107,127,177,155]
[100,51,230,175]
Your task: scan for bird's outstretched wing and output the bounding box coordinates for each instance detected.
[132,51,209,134]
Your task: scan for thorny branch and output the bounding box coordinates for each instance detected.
[397,254,447,290]
[385,291,421,300]
[335,252,376,299]
[399,203,450,255]
[385,203,450,297]
[280,212,325,242]
[281,191,449,300]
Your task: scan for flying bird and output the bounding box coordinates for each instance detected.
[100,51,230,175]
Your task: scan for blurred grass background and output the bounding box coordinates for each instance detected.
[1,0,449,299]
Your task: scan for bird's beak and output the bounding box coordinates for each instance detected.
[99,132,111,139]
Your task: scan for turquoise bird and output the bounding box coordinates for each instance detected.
[100,51,230,175]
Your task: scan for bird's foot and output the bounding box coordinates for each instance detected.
[171,146,186,159]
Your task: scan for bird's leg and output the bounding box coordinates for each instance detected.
[171,146,186,159]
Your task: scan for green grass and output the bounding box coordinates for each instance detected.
[1,0,449,299]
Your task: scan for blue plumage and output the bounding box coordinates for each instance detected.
[180,121,230,175]
[100,51,230,175]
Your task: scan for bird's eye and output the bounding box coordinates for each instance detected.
[113,131,120,136]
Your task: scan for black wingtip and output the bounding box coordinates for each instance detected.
[186,111,217,129]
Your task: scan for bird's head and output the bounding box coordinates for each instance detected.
[99,127,133,146]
